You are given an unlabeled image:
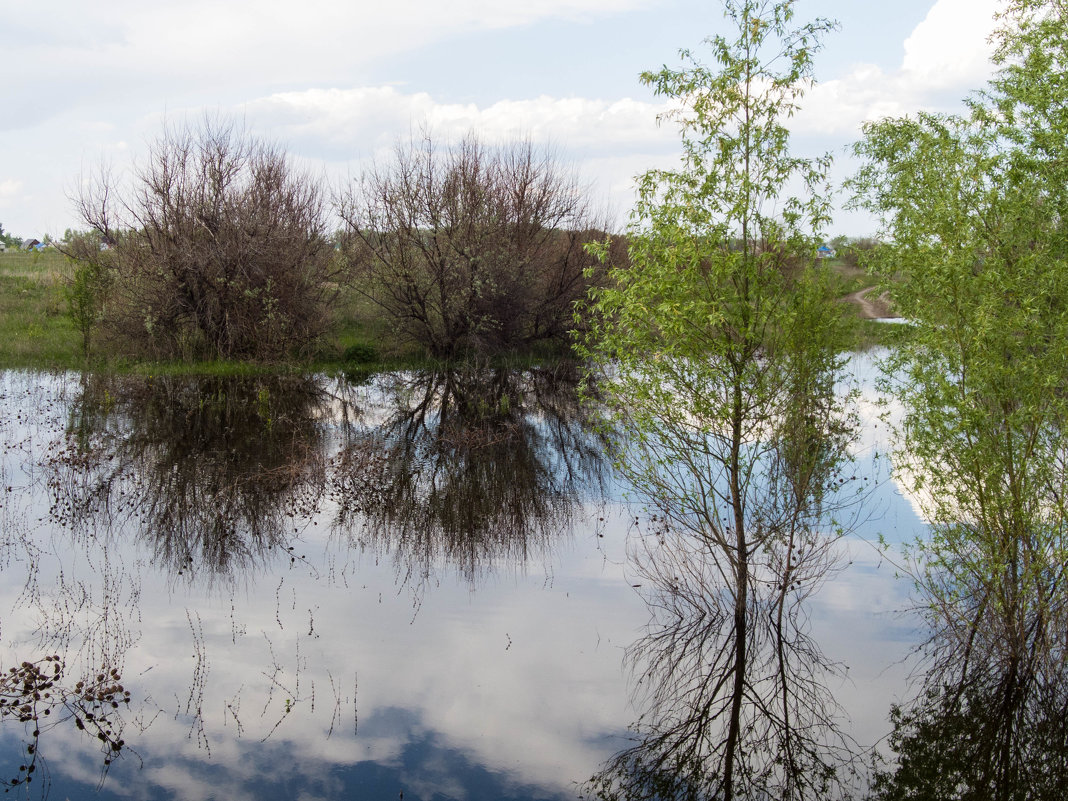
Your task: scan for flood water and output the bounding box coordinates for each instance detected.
[0,356,926,800]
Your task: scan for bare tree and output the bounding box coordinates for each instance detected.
[336,132,614,359]
[75,118,338,361]
[48,373,329,580]
[330,364,613,590]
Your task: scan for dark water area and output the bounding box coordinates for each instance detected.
[0,358,926,800]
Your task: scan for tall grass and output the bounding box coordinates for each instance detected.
[0,250,82,369]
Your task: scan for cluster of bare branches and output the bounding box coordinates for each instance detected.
[337,133,617,358]
[329,364,612,589]
[75,118,338,361]
[0,656,132,791]
[46,373,329,581]
[584,437,864,801]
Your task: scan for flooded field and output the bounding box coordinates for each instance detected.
[0,359,923,800]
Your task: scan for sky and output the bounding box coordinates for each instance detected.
[0,0,1005,240]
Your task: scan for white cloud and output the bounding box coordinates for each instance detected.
[244,87,673,155]
[0,179,23,204]
[4,0,655,117]
[0,1,1017,236]
[791,0,1004,140]
[902,0,1004,87]
[237,86,678,217]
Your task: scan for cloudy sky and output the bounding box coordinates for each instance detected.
[1,0,1003,239]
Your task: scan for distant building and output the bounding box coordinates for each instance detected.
[23,239,40,251]
[817,244,836,259]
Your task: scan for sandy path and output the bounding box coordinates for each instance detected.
[840,285,896,320]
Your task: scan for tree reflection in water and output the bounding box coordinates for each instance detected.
[11,365,619,795]
[585,375,863,800]
[329,363,612,587]
[584,516,859,801]
[47,373,331,579]
[0,657,133,792]
[870,678,1068,801]
[869,524,1068,801]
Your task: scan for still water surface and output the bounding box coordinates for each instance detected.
[0,357,923,800]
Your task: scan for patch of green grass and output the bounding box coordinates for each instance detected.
[825,258,881,298]
[848,318,915,351]
[0,253,595,376]
[0,251,83,369]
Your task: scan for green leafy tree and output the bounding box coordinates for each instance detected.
[60,229,112,358]
[851,2,1068,798]
[579,2,857,799]
[0,223,22,249]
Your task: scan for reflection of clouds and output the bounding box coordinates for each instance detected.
[889,455,937,526]
[0,510,640,798]
[845,350,931,535]
[0,365,931,797]
[807,542,920,750]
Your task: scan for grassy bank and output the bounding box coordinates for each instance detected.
[0,250,557,375]
[1,249,899,374]
[0,250,81,369]
[0,249,398,374]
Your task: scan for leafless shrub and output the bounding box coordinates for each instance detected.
[336,132,616,359]
[75,118,338,361]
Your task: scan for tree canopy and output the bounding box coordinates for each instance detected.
[851,2,1068,798]
[580,3,858,799]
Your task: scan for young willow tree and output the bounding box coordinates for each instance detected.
[580,2,857,800]
[853,2,1068,798]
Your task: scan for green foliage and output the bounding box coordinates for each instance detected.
[580,3,856,799]
[342,342,379,365]
[0,222,21,250]
[869,683,1068,801]
[851,2,1068,797]
[580,0,848,502]
[62,230,111,358]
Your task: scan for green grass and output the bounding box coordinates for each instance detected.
[825,258,881,297]
[0,250,438,375]
[0,250,83,369]
[848,318,915,351]
[0,249,896,375]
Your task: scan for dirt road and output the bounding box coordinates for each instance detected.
[841,285,896,319]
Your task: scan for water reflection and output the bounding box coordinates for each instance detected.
[869,533,1068,801]
[0,361,952,800]
[47,374,331,579]
[43,366,609,588]
[585,515,858,801]
[0,366,626,799]
[586,355,864,800]
[330,364,612,585]
[870,678,1068,801]
[0,656,133,793]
